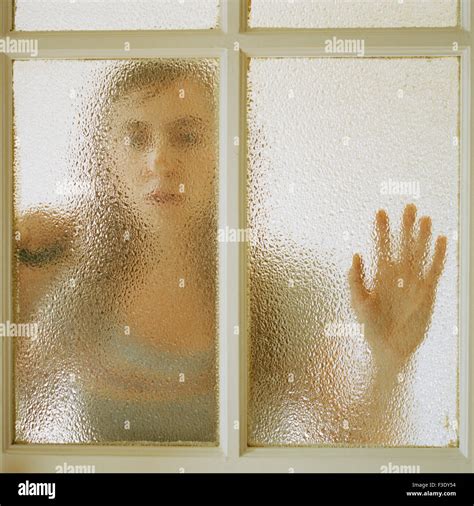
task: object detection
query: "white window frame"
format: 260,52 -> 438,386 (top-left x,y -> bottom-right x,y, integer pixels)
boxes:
1,0 -> 472,473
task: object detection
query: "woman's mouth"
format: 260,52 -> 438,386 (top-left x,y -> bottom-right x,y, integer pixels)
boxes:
147,189 -> 185,205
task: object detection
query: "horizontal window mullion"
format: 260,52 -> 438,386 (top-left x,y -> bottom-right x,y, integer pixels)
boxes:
238,30 -> 470,50
2,32 -> 469,54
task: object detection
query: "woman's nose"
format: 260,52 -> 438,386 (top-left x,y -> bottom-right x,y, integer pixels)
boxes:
143,146 -> 173,178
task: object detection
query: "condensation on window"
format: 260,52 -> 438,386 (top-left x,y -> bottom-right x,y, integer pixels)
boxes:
15,0 -> 220,31
248,0 -> 458,28
247,57 -> 459,447
13,59 -> 220,444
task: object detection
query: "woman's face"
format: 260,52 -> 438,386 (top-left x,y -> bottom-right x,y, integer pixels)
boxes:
107,77 -> 217,231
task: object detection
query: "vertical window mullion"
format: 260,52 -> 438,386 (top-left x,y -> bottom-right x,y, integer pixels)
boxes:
219,0 -> 244,462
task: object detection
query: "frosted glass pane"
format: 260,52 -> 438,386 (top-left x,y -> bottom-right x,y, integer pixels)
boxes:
247,58 -> 459,447
13,59 -> 219,444
15,0 -> 219,31
249,0 -> 458,28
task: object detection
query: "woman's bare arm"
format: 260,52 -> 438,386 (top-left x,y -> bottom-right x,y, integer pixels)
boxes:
347,204 -> 447,444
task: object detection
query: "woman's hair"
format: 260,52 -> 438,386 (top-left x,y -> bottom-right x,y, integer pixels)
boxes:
104,59 -> 218,104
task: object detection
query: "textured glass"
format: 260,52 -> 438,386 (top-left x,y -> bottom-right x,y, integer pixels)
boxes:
15,0 -> 219,31
249,0 -> 458,28
247,58 -> 459,447
13,59 -> 219,444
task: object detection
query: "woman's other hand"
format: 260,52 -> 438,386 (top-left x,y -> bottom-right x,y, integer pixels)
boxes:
15,209 -> 74,318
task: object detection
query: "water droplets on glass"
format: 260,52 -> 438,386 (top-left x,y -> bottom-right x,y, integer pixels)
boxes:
248,0 -> 458,28
13,59 -> 220,444
15,0 -> 220,31
247,57 -> 459,447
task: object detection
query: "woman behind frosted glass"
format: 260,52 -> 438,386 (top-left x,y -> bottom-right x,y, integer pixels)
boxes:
14,60 -> 446,444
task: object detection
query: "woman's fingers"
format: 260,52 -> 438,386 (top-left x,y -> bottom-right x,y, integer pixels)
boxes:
400,204 -> 416,264
413,216 -> 432,273
353,208 -> 446,310
425,235 -> 447,289
375,209 -> 391,273
349,253 -> 370,305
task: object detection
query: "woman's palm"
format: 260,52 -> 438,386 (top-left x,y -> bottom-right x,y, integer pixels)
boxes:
349,204 -> 447,366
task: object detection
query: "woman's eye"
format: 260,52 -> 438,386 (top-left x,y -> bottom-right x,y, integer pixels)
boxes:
168,129 -> 202,148
123,120 -> 152,151
166,116 -> 206,150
